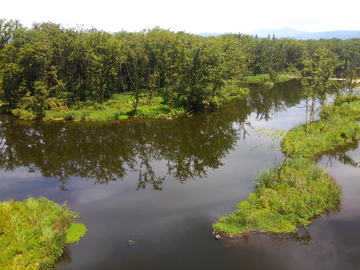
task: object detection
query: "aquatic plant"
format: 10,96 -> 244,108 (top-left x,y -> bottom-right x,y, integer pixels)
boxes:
67,223 -> 88,244
213,158 -> 342,236
0,197 -> 87,269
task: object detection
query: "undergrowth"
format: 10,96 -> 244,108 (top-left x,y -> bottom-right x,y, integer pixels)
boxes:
4,74 -> 276,122
10,93 -> 186,121
0,197 -> 87,269
213,157 -> 342,236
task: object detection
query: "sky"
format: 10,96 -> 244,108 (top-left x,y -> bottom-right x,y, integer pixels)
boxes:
1,0 -> 360,34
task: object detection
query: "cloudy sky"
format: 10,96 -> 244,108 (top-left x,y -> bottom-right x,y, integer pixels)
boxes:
1,0 -> 359,34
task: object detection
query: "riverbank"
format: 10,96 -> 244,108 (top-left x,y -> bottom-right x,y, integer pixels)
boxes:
6,94 -> 186,121
0,73 -> 295,122
245,73 -> 293,85
2,86 -> 250,122
0,197 -> 87,269
289,76 -> 360,83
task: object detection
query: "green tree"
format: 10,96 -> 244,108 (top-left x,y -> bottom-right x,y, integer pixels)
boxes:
124,31 -> 149,111
0,19 -> 21,50
300,48 -> 340,129
262,38 -> 290,88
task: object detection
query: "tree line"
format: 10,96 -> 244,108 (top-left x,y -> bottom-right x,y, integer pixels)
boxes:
0,19 -> 360,117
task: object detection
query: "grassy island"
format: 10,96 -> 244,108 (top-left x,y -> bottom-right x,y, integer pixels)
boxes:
213,157 -> 342,237
0,197 -> 87,269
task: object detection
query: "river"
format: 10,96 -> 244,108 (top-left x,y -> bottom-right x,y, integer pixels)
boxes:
0,80 -> 359,269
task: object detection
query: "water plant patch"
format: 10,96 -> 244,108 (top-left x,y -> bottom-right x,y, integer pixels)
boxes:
0,197 -> 87,269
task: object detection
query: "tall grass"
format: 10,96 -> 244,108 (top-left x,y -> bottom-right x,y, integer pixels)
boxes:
213,158 -> 342,236
0,197 -> 87,269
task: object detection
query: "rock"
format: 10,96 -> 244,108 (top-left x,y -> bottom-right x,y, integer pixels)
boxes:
215,234 -> 221,240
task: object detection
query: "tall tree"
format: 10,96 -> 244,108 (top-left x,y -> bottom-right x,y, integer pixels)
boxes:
300,48 -> 340,129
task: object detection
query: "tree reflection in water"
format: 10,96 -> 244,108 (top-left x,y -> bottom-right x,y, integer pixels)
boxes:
313,141 -> 360,169
0,80 -> 306,191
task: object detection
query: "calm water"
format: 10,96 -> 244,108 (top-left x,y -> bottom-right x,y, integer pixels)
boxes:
0,80 -> 359,270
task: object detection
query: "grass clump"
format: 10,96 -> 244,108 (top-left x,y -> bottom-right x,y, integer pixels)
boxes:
332,100 -> 360,118
213,158 -> 342,236
67,223 -> 87,244
0,197 -> 87,269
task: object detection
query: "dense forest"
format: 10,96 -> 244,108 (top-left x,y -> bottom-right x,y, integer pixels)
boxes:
0,19 -> 359,120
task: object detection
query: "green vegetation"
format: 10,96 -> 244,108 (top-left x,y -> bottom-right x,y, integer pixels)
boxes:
282,116 -> 360,158
0,21 -> 255,121
296,48 -> 340,129
9,88 -> 250,121
214,99 -> 360,237
0,197 -> 87,269
67,223 -> 87,244
11,93 -> 187,121
1,19 -> 359,121
245,73 -> 291,86
283,97 -> 360,158
213,158 -> 342,236
214,73 -> 360,237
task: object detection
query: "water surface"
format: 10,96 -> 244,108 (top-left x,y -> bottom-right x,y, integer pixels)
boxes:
0,80 -> 359,270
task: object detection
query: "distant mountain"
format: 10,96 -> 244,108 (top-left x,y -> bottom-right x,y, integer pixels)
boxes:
295,30 -> 360,40
198,28 -> 360,40
249,27 -> 360,40
249,27 -> 307,39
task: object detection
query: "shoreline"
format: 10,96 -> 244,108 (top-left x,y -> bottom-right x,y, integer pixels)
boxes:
289,76 -> 360,83
0,89 -> 250,122
212,100 -> 360,238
